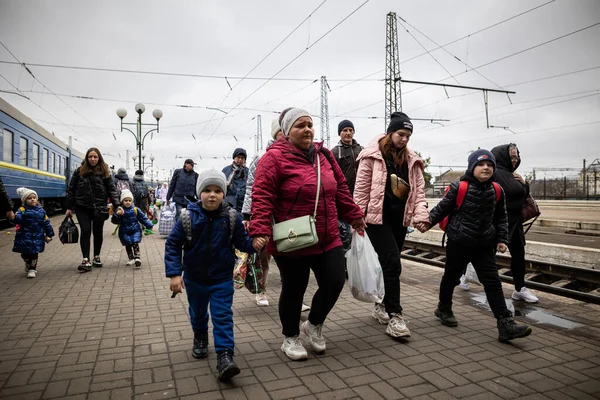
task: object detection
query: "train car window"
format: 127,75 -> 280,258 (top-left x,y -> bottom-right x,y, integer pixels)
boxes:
43,148 -> 49,171
20,137 -> 29,166
1,129 -> 14,162
33,143 -> 40,169
52,152 -> 56,173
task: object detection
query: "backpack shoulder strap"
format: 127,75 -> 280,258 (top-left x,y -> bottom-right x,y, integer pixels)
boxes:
180,208 -> 192,246
133,207 -> 138,215
228,208 -> 237,242
491,182 -> 502,202
456,181 -> 469,209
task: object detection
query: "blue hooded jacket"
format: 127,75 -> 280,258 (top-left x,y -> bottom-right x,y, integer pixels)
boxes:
12,205 -> 54,254
164,200 -> 255,285
111,205 -> 154,246
222,163 -> 248,213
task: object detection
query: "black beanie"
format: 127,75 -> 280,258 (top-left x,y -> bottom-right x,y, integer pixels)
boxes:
232,148 -> 247,160
387,112 -> 413,134
135,169 -> 144,176
467,149 -> 496,175
338,120 -> 355,136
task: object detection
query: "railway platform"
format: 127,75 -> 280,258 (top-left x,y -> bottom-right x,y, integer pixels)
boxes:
0,216 -> 599,400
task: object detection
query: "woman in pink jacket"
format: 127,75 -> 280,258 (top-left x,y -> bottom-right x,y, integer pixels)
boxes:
354,111 -> 429,338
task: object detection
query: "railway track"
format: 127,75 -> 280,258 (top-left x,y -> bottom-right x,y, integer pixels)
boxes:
402,239 -> 600,304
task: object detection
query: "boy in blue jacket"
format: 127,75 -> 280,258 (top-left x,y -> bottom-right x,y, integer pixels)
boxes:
423,150 -> 531,343
10,187 -> 54,278
111,189 -> 154,268
165,170 -> 265,381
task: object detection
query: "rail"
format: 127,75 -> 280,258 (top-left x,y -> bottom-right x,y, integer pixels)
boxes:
402,239 -> 600,304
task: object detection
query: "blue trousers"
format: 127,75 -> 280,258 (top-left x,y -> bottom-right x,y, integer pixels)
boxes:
183,278 -> 235,352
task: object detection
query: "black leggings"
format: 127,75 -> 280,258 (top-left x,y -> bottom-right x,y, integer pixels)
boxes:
273,247 -> 346,337
508,224 -> 526,291
126,243 -> 141,259
21,253 -> 39,270
76,208 -> 106,259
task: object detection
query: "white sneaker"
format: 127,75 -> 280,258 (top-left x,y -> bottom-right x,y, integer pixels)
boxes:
27,269 -> 37,278
301,320 -> 326,353
126,259 -> 135,266
512,287 -> 539,303
372,303 -> 390,324
256,293 -> 269,307
134,258 -> 142,269
459,274 -> 470,291
281,336 -> 308,360
301,303 -> 311,312
386,313 -> 411,338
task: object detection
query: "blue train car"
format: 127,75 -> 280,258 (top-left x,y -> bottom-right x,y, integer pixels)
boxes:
0,97 -> 84,214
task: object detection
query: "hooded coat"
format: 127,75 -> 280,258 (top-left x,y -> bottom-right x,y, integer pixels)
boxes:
111,205 -> 154,246
241,139 -> 276,219
114,169 -> 132,195
222,163 -> 249,213
249,139 -> 364,256
12,205 -> 54,254
353,134 -> 429,227
331,139 -> 363,195
166,168 -> 199,206
164,201 -> 255,285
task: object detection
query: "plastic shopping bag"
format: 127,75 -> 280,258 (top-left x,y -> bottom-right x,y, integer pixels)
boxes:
244,254 -> 264,294
464,262 -> 480,285
346,231 -> 385,303
158,204 -> 175,236
233,250 -> 248,289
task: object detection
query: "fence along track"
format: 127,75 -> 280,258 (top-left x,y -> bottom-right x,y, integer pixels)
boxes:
402,239 -> 600,305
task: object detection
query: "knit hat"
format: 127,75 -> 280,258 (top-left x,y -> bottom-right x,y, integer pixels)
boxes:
338,120 -> 355,136
281,108 -> 312,136
196,169 -> 227,197
467,149 -> 496,175
17,187 -> 37,203
271,119 -> 282,140
387,112 -> 413,134
232,148 -> 247,160
135,169 -> 144,176
120,189 -> 133,203
117,167 -> 127,174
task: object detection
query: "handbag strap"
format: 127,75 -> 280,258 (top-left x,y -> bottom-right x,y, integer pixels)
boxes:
313,153 -> 321,219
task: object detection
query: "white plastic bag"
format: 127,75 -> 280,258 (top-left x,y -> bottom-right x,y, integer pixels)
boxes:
159,203 -> 176,236
465,262 -> 480,284
346,231 -> 385,303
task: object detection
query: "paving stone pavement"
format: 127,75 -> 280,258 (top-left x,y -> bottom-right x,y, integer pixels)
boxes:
0,216 -> 599,400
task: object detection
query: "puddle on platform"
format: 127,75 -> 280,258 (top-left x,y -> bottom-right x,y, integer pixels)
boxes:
469,293 -> 585,330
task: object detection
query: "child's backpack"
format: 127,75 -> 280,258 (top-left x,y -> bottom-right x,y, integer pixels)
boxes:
116,179 -> 131,196
179,208 -> 238,249
438,181 -> 502,232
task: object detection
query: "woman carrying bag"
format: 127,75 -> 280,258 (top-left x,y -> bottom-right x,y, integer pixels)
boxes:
491,144 -> 539,303
250,108 -> 365,361
66,147 -> 121,272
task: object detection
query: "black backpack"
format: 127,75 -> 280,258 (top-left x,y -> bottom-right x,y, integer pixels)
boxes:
59,216 -> 79,244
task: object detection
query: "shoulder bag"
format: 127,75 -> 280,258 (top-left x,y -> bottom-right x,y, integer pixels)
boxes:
272,154 -> 321,253
522,193 -> 541,234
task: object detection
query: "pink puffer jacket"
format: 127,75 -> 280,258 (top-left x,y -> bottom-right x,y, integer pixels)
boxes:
354,134 -> 429,226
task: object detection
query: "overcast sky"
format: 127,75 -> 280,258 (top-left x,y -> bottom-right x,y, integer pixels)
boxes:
1,0 -> 599,181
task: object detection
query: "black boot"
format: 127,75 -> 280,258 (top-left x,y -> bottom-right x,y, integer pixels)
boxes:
434,303 -> 458,327
192,332 -> 208,359
497,315 -> 532,342
217,349 -> 240,381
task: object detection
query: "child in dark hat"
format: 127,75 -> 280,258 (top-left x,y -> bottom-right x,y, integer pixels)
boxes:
425,149 -> 532,342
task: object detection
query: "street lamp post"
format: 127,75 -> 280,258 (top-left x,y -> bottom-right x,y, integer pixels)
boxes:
116,104 -> 162,170
150,156 -> 155,185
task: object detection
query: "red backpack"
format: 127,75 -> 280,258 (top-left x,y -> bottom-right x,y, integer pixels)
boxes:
438,181 -> 501,231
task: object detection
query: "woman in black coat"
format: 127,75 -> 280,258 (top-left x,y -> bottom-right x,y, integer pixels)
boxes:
66,147 -> 121,272
491,144 -> 539,303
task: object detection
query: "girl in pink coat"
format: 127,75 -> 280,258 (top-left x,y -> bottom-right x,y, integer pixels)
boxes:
353,112 -> 429,338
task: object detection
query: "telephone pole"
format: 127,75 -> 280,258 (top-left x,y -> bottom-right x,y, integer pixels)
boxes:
385,12 -> 402,128
320,76 -> 330,147
255,115 -> 263,155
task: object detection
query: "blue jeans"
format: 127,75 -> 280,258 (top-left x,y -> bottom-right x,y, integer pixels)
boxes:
183,278 -> 235,352
175,203 -> 185,222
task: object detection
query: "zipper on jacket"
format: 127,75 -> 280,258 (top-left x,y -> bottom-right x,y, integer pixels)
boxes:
202,217 -> 212,281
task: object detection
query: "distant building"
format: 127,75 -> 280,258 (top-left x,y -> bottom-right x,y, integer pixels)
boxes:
433,170 -> 464,196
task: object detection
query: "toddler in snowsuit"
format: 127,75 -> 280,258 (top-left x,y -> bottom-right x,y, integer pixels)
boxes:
111,189 -> 154,268
11,187 -> 54,278
425,150 -> 532,342
164,170 -> 265,381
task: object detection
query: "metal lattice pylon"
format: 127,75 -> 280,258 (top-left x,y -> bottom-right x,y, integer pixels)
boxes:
320,76 -> 330,147
255,114 -> 263,154
385,11 -> 402,128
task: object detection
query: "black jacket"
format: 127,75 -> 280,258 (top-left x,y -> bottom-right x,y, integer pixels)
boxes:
331,139 -> 363,195
429,175 -> 508,248
0,176 -> 13,213
166,168 -> 199,206
66,167 -> 120,210
490,145 -> 529,222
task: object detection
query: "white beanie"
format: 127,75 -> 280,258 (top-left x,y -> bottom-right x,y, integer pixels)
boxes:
281,108 -> 312,136
196,169 -> 227,197
17,187 -> 37,203
271,119 -> 282,140
120,189 -> 133,203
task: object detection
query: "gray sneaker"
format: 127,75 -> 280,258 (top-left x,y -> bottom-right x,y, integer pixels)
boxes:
281,336 -> 308,361
301,320 -> 326,353
386,313 -> 411,338
372,303 -> 390,324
